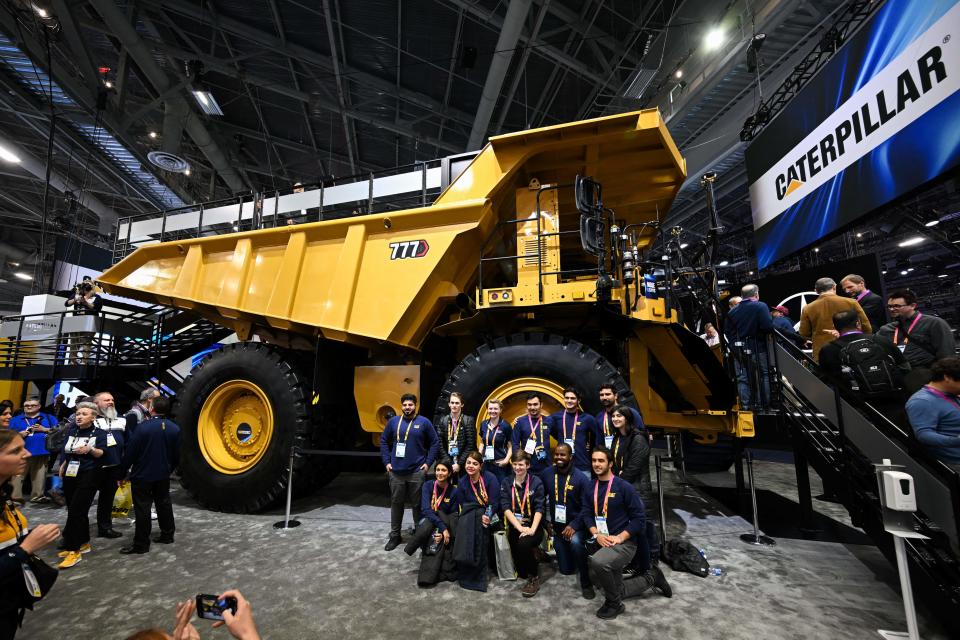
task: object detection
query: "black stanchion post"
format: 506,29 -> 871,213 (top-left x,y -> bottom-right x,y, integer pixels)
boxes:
655,454 -> 667,547
273,446 -> 302,530
740,449 -> 775,546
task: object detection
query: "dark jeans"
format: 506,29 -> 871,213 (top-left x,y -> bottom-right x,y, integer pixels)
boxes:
735,347 -> 771,410
63,469 -> 98,551
388,470 -> 424,538
96,466 -> 123,532
132,478 -> 175,550
507,524 -> 543,579
553,529 -> 591,587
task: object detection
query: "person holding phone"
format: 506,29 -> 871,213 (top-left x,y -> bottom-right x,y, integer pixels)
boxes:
9,397 -> 56,504
478,399 -> 512,484
500,450 -> 546,597
0,427 -> 61,639
125,589 -> 261,640
453,451 -> 500,592
56,402 -> 108,569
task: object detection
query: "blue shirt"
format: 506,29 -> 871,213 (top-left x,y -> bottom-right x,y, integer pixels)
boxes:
9,413 -> 56,456
454,470 -> 501,515
122,416 -> 181,482
379,414 -> 438,474
479,419 -> 512,463
906,387 -> 960,465
543,466 -> 591,531
727,299 -> 774,348
512,414 -> 552,473
420,479 -> 458,532
582,475 -> 646,538
547,411 -> 598,472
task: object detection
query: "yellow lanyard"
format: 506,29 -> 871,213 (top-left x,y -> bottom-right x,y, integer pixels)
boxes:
613,433 -> 622,467
562,411 -> 578,442
603,412 -> 611,436
397,417 -> 412,443
448,414 -> 461,443
512,476 -> 531,516
554,471 -> 569,506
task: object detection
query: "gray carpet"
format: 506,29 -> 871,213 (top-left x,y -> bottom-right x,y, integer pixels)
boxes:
15,455 -> 948,639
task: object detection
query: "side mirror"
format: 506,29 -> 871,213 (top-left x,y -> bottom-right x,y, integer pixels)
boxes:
580,215 -> 604,256
575,175 -> 601,215
576,175 -> 604,256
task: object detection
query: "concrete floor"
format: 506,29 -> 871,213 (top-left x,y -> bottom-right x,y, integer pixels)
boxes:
15,454 -> 949,640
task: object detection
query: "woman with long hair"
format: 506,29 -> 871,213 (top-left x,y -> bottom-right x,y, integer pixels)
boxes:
1,421 -> 62,638
407,457 -> 459,586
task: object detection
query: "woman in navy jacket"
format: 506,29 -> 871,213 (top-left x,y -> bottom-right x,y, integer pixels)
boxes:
405,458 -> 458,555
500,450 -> 546,597
452,451 -> 500,591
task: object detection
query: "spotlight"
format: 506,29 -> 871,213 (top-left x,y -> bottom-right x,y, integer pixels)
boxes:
705,27 -> 725,51
925,219 -> 940,227
898,237 -> 925,247
13,271 -> 32,280
856,232 -> 863,238
148,131 -> 157,139
0,144 -> 21,163
674,69 -> 683,79
814,247 -> 820,252
184,168 -> 191,176
719,260 -> 729,266
104,80 -> 113,89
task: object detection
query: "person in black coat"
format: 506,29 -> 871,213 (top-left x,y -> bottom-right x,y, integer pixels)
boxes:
500,450 -> 546,598
452,451 -> 500,592
406,458 -> 459,586
119,396 -> 180,554
841,274 -> 886,334
435,392 -> 476,476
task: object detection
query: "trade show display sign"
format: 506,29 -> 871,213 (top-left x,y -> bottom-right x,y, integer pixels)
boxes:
746,0 -> 960,269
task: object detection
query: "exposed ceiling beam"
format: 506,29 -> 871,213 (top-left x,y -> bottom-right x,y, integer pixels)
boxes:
150,0 -> 476,130
89,0 -> 247,193
493,0 -> 550,135
467,0 -> 532,150
321,0 -> 358,173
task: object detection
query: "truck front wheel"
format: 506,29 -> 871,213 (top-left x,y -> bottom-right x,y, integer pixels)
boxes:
175,342 -> 325,512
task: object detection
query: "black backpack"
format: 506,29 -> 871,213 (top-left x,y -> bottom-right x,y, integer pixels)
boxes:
44,421 -> 69,455
663,538 -> 709,577
839,337 -> 901,396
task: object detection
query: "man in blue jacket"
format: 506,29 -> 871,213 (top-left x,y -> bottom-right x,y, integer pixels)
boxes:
545,443 -> 594,599
380,393 -> 438,551
9,397 -> 56,503
547,387 -> 598,479
726,284 -> 774,409
119,395 -> 180,554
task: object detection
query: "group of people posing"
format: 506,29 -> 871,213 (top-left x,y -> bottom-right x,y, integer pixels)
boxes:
378,384 -> 671,620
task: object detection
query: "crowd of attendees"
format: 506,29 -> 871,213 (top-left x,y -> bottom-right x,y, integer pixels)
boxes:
720,273 -> 959,469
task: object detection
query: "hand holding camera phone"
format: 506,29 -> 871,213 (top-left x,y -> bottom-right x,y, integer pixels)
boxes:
195,593 -> 238,621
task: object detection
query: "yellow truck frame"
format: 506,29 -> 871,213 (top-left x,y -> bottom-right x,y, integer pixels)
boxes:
99,109 -> 748,512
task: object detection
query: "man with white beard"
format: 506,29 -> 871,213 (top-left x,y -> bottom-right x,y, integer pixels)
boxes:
93,391 -> 127,538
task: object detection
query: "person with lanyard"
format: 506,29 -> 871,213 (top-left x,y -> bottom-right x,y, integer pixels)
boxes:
478,399 -> 512,485
379,393 -> 439,551
548,387 -> 598,480
55,401 -> 108,569
585,449 -> 670,620
435,392 -> 476,477
840,274 -> 886,332
92,391 -> 126,539
405,457 -> 458,556
500,450 -> 546,597
906,357 -> 960,469
0,428 -> 62,639
544,442 -> 594,599
818,311 -> 910,394
8,398 -> 56,505
453,451 -> 501,592
878,289 -> 956,392
596,382 -> 645,450
512,392 -> 551,481
610,404 -> 669,590
407,458 -> 460,587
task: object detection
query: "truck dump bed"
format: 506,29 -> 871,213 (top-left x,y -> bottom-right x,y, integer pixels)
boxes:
98,109 -> 685,350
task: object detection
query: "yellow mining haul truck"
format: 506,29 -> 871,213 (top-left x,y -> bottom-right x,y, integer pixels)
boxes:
98,109 -> 747,512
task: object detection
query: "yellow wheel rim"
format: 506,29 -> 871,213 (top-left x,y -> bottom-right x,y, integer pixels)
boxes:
197,380 -> 274,475
477,377 -> 566,427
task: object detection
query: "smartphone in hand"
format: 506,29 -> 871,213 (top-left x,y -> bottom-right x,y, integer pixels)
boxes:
195,594 -> 238,621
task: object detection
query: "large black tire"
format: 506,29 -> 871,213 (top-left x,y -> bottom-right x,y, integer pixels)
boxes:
434,333 -> 632,422
175,342 -> 331,513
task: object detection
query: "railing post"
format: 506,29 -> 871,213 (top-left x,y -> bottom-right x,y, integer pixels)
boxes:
421,162 -> 427,206
740,449 -> 775,546
197,202 -> 205,239
236,195 -> 244,231
367,172 -> 375,214
125,216 -> 132,260
318,181 -> 325,221
273,446 -> 302,530
159,208 -> 168,243
273,189 -> 280,227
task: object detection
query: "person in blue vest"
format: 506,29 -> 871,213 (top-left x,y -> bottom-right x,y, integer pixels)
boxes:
547,387 -> 598,480
9,397 -> 56,504
544,442 -> 594,599
512,392 -> 552,480
596,382 -> 644,449
120,395 -> 180,554
380,393 -> 439,551
478,399 -> 512,485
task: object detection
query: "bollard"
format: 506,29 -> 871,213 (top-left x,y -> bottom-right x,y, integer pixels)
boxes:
655,454 -> 667,546
273,447 -> 302,530
740,449 -> 775,546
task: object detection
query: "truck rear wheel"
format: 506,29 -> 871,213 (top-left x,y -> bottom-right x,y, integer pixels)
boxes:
435,333 -> 632,426
175,342 -> 326,512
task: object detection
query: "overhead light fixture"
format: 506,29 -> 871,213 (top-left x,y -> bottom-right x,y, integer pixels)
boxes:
814,247 -> 820,252
898,236 -> 925,247
192,89 -> 224,116
856,232 -> 863,238
674,69 -> 683,79
718,260 -> 729,266
748,270 -> 754,275
13,271 -> 32,280
882,270 -> 887,275
104,80 -> 113,89
148,131 -> 158,139
717,279 -> 727,285
705,27 -> 725,51
0,144 -> 20,163
938,274 -> 949,278
679,243 -> 689,249
900,270 -> 909,275
907,267 -> 915,272
184,168 -> 191,176
34,5 -> 48,18
925,219 -> 940,227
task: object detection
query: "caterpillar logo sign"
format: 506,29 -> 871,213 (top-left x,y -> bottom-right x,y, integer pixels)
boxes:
745,0 -> 960,269
389,240 -> 429,260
